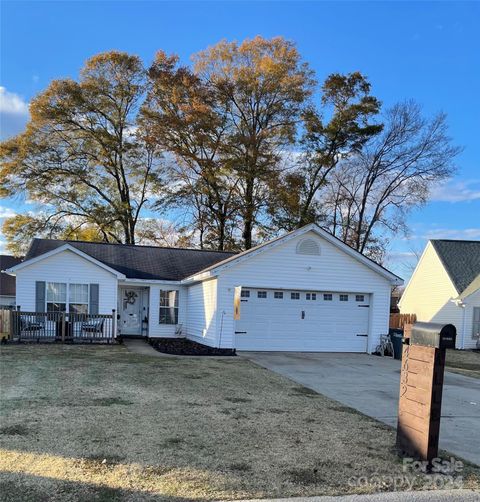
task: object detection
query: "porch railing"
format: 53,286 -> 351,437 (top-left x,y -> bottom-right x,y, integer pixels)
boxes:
4,309 -> 116,343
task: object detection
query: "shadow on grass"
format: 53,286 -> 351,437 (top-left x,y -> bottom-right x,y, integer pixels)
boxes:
0,472 -> 195,502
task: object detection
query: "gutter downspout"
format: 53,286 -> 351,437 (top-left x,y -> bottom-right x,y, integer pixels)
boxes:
461,302 -> 467,350
450,297 -> 467,349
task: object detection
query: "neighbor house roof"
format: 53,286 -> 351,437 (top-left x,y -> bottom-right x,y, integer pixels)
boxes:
431,239 -> 480,295
22,239 -> 236,281
0,255 -> 22,296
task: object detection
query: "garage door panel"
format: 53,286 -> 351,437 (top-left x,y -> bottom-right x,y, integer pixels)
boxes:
235,288 -> 369,352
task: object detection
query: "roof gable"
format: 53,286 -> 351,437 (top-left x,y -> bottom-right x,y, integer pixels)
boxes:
431,240 -> 480,294
18,239 -> 236,281
8,244 -> 127,278
187,223 -> 403,284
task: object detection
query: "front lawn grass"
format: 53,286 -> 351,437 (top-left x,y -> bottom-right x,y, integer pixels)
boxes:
0,345 -> 478,501
446,349 -> 480,379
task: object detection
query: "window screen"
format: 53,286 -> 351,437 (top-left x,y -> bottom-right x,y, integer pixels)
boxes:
159,290 -> 178,324
46,282 -> 67,312
69,284 -> 89,314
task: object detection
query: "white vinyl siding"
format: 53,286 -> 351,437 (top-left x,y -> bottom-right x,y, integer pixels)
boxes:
213,230 -> 392,352
14,249 -> 117,314
185,279 -> 218,346
462,288 -> 480,349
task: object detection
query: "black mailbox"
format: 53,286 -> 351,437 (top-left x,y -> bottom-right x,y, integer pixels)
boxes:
410,322 -> 456,349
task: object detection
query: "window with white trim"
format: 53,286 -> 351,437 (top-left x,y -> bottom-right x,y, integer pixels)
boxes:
241,290 -> 250,298
274,291 -> 283,299
159,290 -> 178,324
355,295 -> 365,302
291,292 -> 300,300
69,284 -> 89,314
339,294 -> 349,302
257,291 -> 267,299
306,293 -> 317,300
46,282 -> 67,312
323,293 -> 332,301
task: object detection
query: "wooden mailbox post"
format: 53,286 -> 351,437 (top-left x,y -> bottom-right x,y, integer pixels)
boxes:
396,322 -> 456,462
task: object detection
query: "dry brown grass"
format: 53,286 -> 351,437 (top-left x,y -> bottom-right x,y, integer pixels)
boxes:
446,349 -> 480,379
0,344 -> 478,501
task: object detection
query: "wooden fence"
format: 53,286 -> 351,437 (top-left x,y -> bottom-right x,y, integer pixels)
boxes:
389,313 -> 417,330
2,309 -> 116,343
0,308 -> 12,341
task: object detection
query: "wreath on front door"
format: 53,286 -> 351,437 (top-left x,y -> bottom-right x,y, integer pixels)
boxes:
124,290 -> 138,306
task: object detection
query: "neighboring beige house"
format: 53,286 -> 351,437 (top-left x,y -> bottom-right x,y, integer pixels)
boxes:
399,239 -> 480,349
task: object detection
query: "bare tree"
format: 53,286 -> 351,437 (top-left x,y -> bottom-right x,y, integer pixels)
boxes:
322,101 -> 460,261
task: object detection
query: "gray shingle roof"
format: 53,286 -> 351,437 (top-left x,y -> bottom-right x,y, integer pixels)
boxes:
431,239 -> 480,294
0,255 -> 22,296
24,239 -> 237,281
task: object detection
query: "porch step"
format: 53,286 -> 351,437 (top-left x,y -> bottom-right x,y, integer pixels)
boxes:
118,334 -> 147,340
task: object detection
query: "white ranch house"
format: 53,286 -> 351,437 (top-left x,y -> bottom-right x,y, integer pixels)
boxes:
6,224 -> 403,352
400,239 -> 480,350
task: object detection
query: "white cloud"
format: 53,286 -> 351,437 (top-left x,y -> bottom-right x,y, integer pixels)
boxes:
387,251 -> 417,260
0,87 -> 29,115
430,179 -> 480,203
423,228 -> 480,240
0,87 -> 29,140
0,206 -> 17,219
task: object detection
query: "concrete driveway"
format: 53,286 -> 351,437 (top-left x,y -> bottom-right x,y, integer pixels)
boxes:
241,352 -> 480,466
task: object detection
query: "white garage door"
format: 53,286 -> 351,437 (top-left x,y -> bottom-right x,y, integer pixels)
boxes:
235,289 -> 370,352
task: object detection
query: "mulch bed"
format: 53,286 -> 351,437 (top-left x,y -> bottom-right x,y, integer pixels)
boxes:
149,337 -> 236,356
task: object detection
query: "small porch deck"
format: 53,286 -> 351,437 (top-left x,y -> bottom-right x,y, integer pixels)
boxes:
1,309 -> 116,343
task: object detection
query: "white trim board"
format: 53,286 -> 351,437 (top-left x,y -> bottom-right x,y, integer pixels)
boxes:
5,244 -> 126,279
184,223 -> 403,285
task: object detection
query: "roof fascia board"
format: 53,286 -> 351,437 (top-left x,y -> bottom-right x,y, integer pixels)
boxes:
120,278 -> 183,286
182,226 -> 312,282
311,226 -> 402,284
397,242 -> 433,308
6,244 -> 126,279
458,274 -> 480,301
184,223 -> 402,284
430,241 -> 461,295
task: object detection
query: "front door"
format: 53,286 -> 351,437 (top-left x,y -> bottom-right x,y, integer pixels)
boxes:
119,288 -> 143,335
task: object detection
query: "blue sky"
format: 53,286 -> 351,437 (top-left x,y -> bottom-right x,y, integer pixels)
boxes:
1,1 -> 479,279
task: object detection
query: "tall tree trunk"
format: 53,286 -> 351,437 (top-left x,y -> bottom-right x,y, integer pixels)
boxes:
242,177 -> 254,249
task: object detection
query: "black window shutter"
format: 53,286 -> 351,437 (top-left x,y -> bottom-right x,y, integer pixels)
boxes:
90,284 -> 99,314
35,281 -> 46,312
